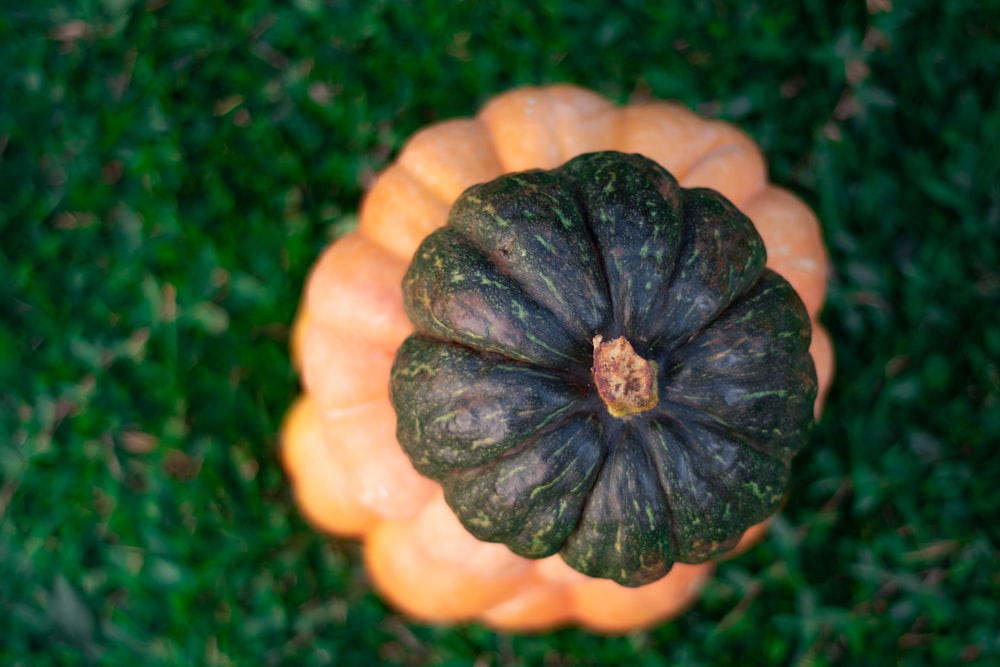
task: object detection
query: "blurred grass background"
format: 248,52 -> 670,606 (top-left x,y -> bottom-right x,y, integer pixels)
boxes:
2,0 -> 999,664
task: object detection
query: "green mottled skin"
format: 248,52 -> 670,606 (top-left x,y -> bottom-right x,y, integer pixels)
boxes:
389,151 -> 817,587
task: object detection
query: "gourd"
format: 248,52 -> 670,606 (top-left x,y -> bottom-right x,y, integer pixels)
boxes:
281,84 -> 834,633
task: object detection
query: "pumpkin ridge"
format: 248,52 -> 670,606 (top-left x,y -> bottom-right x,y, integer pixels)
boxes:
643,187 -> 768,353
648,399 -> 786,464
617,158 -> 687,340
390,336 -> 588,477
621,190 -> 694,349
559,417 -> 676,585
443,180 -> 610,346
561,163 -> 625,337
654,269 -> 816,463
650,268 -> 816,464
633,208 -> 710,352
441,409 -> 607,557
402,227 -> 591,369
629,416 -> 683,557
562,152 -> 684,338
446,402 -> 597,470
643,417 -> 768,561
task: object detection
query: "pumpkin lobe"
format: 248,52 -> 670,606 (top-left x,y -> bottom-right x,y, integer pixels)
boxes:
591,335 -> 659,418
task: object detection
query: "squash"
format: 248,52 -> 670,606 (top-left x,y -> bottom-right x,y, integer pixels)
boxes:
390,151 -> 817,587
282,84 -> 834,631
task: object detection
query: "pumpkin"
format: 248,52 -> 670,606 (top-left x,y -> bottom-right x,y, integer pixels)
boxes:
282,84 -> 834,632
390,149 -> 817,587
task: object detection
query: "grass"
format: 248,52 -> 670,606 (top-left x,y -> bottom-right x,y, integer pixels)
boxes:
2,0 -> 999,664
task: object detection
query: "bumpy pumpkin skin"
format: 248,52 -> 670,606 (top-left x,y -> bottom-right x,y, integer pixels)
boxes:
282,84 -> 834,632
390,151 -> 817,587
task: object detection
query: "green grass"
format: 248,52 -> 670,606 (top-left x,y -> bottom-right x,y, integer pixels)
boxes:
2,0 -> 999,664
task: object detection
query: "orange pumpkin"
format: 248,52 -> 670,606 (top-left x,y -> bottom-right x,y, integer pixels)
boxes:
281,84 -> 833,633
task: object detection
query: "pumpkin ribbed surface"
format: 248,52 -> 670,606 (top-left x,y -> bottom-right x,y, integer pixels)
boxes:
390,151 -> 817,586
281,84 -> 833,632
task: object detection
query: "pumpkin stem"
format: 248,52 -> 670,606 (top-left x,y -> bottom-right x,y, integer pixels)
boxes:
591,335 -> 659,418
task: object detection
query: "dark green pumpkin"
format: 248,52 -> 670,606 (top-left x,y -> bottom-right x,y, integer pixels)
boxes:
389,151 -> 817,587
